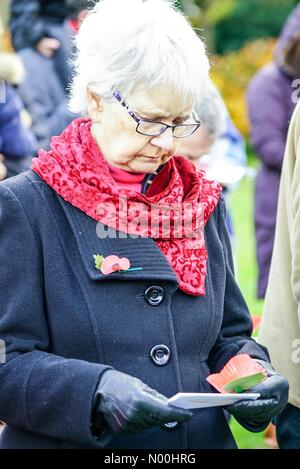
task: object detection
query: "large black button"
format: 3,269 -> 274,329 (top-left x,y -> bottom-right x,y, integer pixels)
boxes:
150,345 -> 170,366
161,421 -> 179,431
144,286 -> 165,306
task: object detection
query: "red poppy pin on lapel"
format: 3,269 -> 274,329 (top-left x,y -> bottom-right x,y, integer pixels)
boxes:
93,254 -> 143,275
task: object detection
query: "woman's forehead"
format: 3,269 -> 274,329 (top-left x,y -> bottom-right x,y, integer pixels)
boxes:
129,84 -> 194,119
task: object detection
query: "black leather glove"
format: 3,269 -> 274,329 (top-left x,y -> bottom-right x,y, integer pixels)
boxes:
226,360 -> 289,432
92,370 -> 193,435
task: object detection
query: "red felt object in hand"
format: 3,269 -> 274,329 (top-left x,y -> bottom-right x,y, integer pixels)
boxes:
207,354 -> 267,394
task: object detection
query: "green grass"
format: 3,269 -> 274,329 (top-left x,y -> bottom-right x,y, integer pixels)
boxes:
226,157 -> 271,449
230,165 -> 264,316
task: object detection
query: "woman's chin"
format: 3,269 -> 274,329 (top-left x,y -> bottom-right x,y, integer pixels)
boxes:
130,159 -> 163,173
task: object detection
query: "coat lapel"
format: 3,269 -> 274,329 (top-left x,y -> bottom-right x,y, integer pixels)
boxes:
56,194 -> 179,285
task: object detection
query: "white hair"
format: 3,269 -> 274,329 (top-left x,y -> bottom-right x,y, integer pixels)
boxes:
195,82 -> 227,140
69,0 -> 210,115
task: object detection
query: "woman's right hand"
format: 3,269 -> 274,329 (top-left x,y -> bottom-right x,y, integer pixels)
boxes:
93,370 -> 192,435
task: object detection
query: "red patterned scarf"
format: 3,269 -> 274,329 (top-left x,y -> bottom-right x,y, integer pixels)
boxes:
32,118 -> 221,296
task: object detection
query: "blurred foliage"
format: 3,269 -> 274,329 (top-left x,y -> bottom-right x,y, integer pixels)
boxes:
0,0 -> 9,26
181,0 -> 296,55
202,0 -> 236,25
181,0 -> 237,25
211,38 -> 276,136
213,0 -> 298,53
1,34 -> 13,52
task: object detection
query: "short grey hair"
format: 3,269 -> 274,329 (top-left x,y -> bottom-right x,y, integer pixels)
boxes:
195,83 -> 227,140
69,0 -> 210,115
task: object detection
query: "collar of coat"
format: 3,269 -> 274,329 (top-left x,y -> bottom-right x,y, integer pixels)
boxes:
25,170 -> 179,288
57,190 -> 179,286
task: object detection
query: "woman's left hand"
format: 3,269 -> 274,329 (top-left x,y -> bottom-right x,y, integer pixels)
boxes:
226,360 -> 289,432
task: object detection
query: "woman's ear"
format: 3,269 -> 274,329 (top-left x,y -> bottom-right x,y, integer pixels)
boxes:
87,89 -> 103,122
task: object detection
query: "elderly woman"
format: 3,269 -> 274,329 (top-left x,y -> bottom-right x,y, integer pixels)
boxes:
0,0 -> 288,449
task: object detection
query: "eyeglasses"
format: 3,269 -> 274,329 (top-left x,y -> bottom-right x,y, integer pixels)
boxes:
113,91 -> 201,138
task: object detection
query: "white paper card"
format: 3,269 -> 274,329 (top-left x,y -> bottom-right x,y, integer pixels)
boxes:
168,392 -> 260,409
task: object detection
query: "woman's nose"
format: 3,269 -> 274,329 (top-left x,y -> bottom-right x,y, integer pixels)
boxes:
151,128 -> 174,151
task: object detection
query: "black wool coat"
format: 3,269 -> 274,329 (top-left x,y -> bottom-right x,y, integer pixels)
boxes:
0,170 -> 269,449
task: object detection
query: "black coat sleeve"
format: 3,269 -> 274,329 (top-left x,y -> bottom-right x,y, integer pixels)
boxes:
9,0 -> 49,51
207,197 -> 270,372
0,184 -> 112,447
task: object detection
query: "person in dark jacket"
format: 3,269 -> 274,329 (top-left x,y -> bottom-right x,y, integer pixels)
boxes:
9,0 -> 91,91
0,0 -> 288,449
0,51 -> 36,178
11,1 -> 91,151
247,4 -> 300,298
17,48 -> 75,152
9,0 -> 70,51
9,0 -> 72,86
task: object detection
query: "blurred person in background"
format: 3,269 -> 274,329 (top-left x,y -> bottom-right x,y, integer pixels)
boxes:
9,0 -> 92,151
178,83 -> 227,166
247,4 -> 300,299
259,101 -> 300,449
0,19 -> 37,178
179,83 -> 247,242
9,0 -> 73,89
